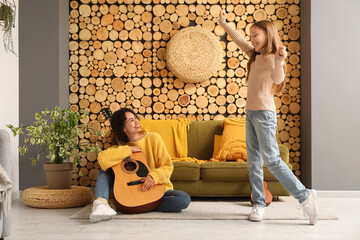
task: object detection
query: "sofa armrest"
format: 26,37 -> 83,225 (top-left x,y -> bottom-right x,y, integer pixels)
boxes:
278,144 -> 289,164
0,129 -> 12,238
0,130 -> 12,179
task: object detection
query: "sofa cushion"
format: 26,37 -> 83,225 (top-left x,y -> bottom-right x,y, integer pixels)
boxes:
201,162 -> 249,181
198,180 -> 253,196
187,120 -> 223,160
171,180 -> 202,196
171,161 -> 200,181
172,180 -> 290,197
200,161 -> 293,181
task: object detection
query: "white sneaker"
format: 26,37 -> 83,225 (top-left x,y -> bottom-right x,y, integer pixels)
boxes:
301,189 -> 319,225
90,198 -> 117,223
249,204 -> 265,222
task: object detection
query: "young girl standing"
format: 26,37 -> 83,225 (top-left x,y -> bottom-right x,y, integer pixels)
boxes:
219,11 -> 318,225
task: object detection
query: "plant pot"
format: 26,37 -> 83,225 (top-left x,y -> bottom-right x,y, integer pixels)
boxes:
43,163 -> 73,189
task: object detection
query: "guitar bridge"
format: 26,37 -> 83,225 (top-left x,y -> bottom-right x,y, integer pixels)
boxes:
127,179 -> 143,186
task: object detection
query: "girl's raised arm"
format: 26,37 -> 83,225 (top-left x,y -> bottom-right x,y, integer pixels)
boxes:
219,10 -> 253,56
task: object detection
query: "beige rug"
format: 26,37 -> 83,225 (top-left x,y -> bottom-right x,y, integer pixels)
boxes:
70,197 -> 338,221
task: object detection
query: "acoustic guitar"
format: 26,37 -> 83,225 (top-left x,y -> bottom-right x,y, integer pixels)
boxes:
100,108 -> 165,214
250,181 -> 273,206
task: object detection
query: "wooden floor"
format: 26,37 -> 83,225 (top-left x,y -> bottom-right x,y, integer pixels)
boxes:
6,192 -> 360,240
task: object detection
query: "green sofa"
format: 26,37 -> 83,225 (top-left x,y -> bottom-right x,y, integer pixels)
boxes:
170,120 -> 291,197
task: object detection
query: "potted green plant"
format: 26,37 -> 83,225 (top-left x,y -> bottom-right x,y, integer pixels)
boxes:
0,1 -> 16,55
7,106 -> 104,189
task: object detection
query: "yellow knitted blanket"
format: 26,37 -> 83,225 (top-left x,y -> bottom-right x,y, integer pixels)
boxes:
140,119 -> 190,159
172,157 -> 208,165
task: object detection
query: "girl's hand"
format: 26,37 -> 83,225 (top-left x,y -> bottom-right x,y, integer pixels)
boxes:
277,46 -> 287,59
219,10 -> 227,24
141,175 -> 155,192
129,145 -> 142,153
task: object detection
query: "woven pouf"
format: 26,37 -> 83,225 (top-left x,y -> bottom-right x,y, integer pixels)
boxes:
22,185 -> 93,209
166,26 -> 223,83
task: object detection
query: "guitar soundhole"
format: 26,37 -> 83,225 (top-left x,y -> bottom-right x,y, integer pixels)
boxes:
124,161 -> 137,172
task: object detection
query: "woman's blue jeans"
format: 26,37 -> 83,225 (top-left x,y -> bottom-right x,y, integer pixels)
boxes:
246,110 -> 309,206
95,169 -> 191,212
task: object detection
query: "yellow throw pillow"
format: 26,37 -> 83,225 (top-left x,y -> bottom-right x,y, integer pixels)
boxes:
216,138 -> 247,162
212,134 -> 222,158
220,118 -> 246,147
211,118 -> 248,162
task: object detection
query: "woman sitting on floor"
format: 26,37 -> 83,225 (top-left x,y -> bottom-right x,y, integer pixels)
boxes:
90,108 -> 191,223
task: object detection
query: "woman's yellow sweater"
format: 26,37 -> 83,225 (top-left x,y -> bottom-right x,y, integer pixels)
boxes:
97,132 -> 174,191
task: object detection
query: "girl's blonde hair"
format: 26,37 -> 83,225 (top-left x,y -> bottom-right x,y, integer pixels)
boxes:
246,20 -> 286,95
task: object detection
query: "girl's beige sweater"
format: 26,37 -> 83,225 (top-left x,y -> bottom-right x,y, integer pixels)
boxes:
220,21 -> 285,112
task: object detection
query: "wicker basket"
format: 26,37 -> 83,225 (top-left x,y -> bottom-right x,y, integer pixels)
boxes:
166,26 -> 223,83
22,185 -> 93,209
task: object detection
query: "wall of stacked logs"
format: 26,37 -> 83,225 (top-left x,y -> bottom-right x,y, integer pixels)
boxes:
69,0 -> 302,186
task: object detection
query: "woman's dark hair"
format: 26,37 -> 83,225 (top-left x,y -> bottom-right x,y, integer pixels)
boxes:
110,108 -> 139,146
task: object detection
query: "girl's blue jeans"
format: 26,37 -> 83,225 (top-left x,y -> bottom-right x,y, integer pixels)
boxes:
246,110 -> 309,206
95,169 -> 191,212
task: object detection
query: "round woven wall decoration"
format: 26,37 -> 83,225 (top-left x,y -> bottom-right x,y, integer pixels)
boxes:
166,26 -> 223,83
22,185 -> 93,209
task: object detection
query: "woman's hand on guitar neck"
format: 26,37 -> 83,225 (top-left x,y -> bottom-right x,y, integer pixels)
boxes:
129,145 -> 142,153
141,175 -> 155,192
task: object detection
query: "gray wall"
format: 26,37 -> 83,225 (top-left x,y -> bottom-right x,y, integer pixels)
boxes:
19,0 -> 68,190
310,0 -> 360,190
